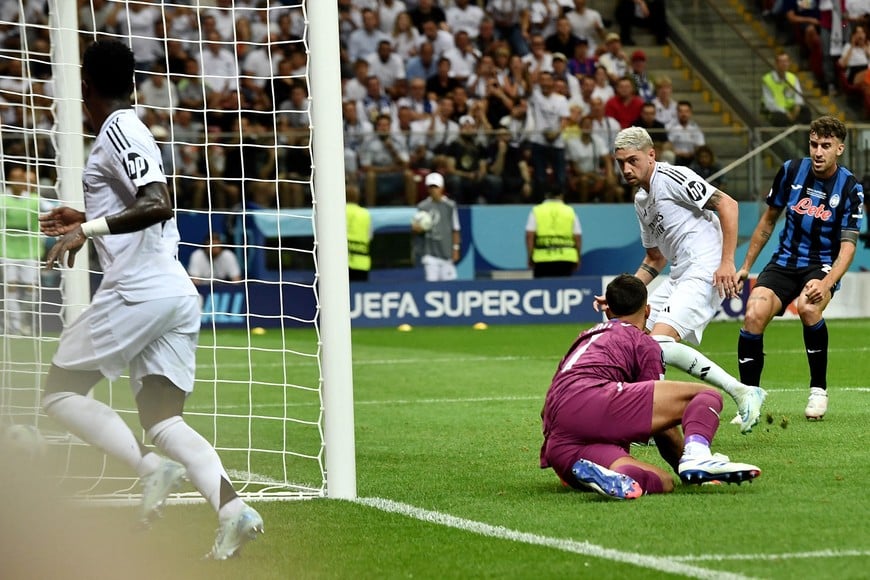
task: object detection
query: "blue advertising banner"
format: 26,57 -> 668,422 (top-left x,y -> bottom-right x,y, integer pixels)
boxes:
349,278 -> 603,327
195,278 -> 605,328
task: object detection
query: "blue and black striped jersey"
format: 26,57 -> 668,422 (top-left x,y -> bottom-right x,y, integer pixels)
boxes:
766,158 -> 864,268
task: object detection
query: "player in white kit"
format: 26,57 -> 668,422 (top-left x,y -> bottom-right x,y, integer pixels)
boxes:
39,40 -> 262,559
602,127 -> 767,433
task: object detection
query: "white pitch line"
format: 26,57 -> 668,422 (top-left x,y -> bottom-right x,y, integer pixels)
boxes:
195,346 -> 870,370
185,388 -> 869,412
672,549 -> 870,562
355,497 -> 752,580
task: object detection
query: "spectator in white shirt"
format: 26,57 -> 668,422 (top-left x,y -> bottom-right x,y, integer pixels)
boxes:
446,0 -> 486,39
566,0 -> 605,55
416,17 -> 456,58
366,39 -> 407,98
379,0 -> 407,34
667,100 -> 706,166
347,8 -> 389,62
391,11 -> 421,59
443,30 -> 481,83
188,234 -> 242,286
597,32 -> 630,84
527,71 -> 570,199
198,30 -> 239,94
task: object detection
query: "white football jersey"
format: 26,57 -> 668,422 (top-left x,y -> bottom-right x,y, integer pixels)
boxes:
83,108 -> 196,301
634,162 -> 722,279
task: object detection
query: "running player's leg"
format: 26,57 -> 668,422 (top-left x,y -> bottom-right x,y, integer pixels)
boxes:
654,379 -> 761,484
739,265 -> 787,386
649,277 -> 766,431
134,295 -> 262,558
137,376 -> 241,518
41,298 -> 163,478
41,365 -> 161,476
795,268 -> 834,419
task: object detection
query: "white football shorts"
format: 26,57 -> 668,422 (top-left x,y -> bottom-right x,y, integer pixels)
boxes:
52,292 -> 200,397
645,273 -> 720,345
421,255 -> 457,282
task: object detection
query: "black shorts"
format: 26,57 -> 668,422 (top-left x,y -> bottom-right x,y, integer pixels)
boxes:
755,263 -> 836,316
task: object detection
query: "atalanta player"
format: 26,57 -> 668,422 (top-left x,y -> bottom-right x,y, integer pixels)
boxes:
736,115 -> 865,420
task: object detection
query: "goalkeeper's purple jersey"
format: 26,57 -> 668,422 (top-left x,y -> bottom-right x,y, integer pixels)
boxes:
542,321 -> 665,422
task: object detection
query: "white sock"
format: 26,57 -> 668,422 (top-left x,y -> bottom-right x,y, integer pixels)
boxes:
653,336 -> 748,401
43,392 -> 150,476
139,451 -> 162,476
6,288 -> 22,332
147,416 -> 236,514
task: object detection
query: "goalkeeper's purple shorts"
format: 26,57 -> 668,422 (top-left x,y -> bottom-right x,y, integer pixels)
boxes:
540,379 -> 655,485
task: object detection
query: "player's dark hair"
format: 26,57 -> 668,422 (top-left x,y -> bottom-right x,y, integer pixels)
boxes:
605,274 -> 647,317
810,115 -> 847,143
82,40 -> 135,100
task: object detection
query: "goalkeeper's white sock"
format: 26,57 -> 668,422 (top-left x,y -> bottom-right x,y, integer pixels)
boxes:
43,392 -> 154,476
147,416 -> 241,516
653,336 -> 749,401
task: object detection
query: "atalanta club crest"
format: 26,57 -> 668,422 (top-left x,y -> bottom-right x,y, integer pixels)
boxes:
829,193 -> 840,208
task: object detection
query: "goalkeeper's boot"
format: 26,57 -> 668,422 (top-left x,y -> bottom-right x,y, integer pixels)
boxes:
208,504 -> 265,560
571,459 -> 643,500
140,458 -> 187,526
734,385 -> 767,433
804,387 -> 828,420
679,452 -> 760,485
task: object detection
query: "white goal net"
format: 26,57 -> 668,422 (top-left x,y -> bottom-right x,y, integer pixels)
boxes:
0,0 -> 355,502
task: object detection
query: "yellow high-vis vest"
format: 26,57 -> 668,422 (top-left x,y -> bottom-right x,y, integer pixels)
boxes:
532,201 -> 578,263
346,202 -> 371,272
762,70 -> 800,111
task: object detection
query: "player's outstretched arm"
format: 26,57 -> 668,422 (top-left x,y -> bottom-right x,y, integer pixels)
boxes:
705,190 -> 739,297
44,182 -> 173,270
39,206 -> 85,236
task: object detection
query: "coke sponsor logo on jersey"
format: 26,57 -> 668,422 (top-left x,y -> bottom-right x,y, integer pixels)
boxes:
790,197 -> 832,221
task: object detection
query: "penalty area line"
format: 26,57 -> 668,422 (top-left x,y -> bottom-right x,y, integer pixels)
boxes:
354,497 -> 752,580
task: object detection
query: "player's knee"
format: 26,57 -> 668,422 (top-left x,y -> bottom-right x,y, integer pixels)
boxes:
742,307 -> 769,333
136,375 -> 185,432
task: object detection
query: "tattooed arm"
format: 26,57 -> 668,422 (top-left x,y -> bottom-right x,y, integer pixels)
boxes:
704,189 -> 740,297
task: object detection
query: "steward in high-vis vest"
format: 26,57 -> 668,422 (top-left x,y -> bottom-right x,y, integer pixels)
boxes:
761,51 -> 812,127
346,186 -> 372,281
525,190 -> 582,278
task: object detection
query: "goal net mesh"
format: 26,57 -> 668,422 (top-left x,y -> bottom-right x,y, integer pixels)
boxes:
0,0 -> 328,502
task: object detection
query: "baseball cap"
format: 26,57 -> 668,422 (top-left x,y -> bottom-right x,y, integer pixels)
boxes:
631,50 -> 647,61
605,32 -> 620,43
425,172 -> 444,188
552,52 -> 567,62
458,114 -> 476,126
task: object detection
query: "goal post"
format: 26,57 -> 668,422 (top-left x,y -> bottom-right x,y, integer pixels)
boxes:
309,0 -> 358,500
1,0 -> 356,502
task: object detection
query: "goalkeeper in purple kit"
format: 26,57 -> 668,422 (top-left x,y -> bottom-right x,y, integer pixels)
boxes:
540,274 -> 761,499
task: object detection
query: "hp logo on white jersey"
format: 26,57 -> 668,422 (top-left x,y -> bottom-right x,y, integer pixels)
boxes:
125,152 -> 149,180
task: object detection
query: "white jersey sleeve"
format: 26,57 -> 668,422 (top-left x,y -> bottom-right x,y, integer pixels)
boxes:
83,109 -> 196,302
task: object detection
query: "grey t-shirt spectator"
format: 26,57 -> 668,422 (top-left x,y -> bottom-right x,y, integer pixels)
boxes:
415,195 -> 460,261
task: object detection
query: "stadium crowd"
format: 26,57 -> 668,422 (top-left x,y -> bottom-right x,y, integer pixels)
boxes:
0,0 -> 712,210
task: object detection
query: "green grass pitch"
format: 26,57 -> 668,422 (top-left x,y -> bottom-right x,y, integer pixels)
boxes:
2,319 -> 868,579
